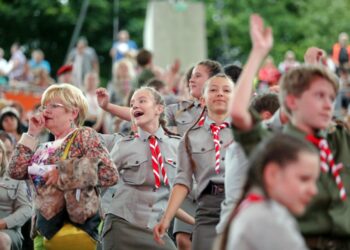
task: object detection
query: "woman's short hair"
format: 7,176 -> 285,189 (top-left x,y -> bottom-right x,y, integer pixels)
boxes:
41,83 -> 88,126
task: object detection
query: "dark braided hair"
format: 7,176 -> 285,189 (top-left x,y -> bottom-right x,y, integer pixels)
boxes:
219,134 -> 318,250
183,106 -> 207,172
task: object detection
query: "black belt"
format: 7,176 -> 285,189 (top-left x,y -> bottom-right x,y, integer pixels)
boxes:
305,236 -> 350,250
203,183 -> 224,195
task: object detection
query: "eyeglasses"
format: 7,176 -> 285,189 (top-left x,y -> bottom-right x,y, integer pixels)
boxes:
39,103 -> 65,112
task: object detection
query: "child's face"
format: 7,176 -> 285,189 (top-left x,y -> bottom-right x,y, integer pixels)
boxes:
203,77 -> 234,116
266,151 -> 319,215
288,77 -> 336,133
130,89 -> 163,129
189,65 -> 210,99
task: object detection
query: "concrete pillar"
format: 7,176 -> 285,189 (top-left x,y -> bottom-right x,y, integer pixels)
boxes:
144,1 -> 207,71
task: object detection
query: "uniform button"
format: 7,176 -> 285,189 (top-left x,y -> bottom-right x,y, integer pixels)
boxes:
135,161 -> 139,164
143,139 -> 146,142
222,157 -> 225,161
182,121 -> 185,123
201,148 -> 205,152
220,140 -> 223,144
173,162 -> 176,165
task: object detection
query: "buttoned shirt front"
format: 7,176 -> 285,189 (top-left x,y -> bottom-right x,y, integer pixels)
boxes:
108,126 -> 179,229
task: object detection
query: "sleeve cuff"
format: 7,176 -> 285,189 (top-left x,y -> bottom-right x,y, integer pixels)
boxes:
18,133 -> 39,151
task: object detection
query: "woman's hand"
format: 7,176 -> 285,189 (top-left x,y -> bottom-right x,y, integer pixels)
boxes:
0,219 -> 7,230
96,88 -> 110,110
250,14 -> 273,57
153,218 -> 170,245
304,47 -> 326,65
43,168 -> 59,186
28,112 -> 45,137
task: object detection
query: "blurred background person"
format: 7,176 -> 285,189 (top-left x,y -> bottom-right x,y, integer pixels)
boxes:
67,37 -> 99,89
278,50 -> 300,74
110,30 -> 138,62
28,49 -> 51,75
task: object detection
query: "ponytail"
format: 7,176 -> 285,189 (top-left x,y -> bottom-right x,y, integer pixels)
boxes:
183,106 -> 207,172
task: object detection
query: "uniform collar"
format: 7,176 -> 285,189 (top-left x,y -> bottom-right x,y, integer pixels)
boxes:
137,126 -> 166,142
283,122 -> 326,139
203,116 -> 232,130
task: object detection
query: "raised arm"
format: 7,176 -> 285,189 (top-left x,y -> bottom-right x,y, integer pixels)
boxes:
231,14 -> 273,131
96,87 -> 132,121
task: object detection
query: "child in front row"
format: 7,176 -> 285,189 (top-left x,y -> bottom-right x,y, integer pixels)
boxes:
153,73 -> 235,250
230,14 -> 350,250
219,133 -> 319,250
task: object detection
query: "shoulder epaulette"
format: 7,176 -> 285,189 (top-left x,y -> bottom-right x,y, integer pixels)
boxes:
121,134 -> 136,142
167,134 -> 181,140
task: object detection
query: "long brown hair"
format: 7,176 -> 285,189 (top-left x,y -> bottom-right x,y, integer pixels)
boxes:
137,86 -> 178,136
219,134 -> 318,250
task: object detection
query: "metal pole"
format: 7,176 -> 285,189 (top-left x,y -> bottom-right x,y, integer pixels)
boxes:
64,0 -> 90,64
113,0 -> 120,41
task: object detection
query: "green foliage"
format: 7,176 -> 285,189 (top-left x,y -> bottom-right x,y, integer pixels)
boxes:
1,0 -> 350,83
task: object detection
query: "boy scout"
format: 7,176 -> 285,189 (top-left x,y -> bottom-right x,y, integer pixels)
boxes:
231,14 -> 350,250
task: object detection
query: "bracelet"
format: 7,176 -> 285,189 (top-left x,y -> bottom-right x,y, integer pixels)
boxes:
26,132 -> 38,139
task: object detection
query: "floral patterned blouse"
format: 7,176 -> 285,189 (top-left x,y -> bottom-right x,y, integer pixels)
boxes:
8,127 -> 118,220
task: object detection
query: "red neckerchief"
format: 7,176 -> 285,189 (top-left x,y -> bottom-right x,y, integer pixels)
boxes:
305,134 -> 346,201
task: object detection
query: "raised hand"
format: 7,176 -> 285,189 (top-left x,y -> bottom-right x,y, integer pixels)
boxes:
28,112 -> 45,137
96,88 -> 110,110
250,14 -> 273,56
304,47 -> 326,65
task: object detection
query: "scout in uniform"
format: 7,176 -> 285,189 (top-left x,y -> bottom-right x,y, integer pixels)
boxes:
219,134 -> 318,250
154,73 -> 235,250
230,14 -> 350,250
101,87 -> 192,250
97,59 -> 223,250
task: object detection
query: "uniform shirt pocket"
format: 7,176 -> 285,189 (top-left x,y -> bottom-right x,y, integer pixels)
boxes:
0,178 -> 19,200
120,157 -> 148,185
164,159 -> 177,185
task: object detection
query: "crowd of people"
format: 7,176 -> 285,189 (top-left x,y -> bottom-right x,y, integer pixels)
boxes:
0,13 -> 349,250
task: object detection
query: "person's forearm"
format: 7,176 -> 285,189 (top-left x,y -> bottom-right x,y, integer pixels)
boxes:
175,208 -> 195,225
163,184 -> 189,223
105,103 -> 131,121
231,49 -> 267,130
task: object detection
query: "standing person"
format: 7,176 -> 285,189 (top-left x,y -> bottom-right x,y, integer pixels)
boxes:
83,72 -> 105,132
67,37 -> 99,89
7,43 -> 27,82
231,14 -> 350,250
219,134 -> 319,250
101,87 -> 190,250
110,30 -> 138,62
97,59 -> 222,250
153,74 -> 235,250
0,139 -> 32,250
8,84 -> 118,249
332,32 -> 350,68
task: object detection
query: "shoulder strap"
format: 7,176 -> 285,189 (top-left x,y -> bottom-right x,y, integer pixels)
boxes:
61,130 -> 79,160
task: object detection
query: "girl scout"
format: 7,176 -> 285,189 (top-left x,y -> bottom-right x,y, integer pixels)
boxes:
154,73 -> 234,250
97,59 -> 223,250
220,134 -> 318,250
101,87 -> 186,250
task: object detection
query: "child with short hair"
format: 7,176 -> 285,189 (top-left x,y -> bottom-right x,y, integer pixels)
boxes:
230,14 -> 350,249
